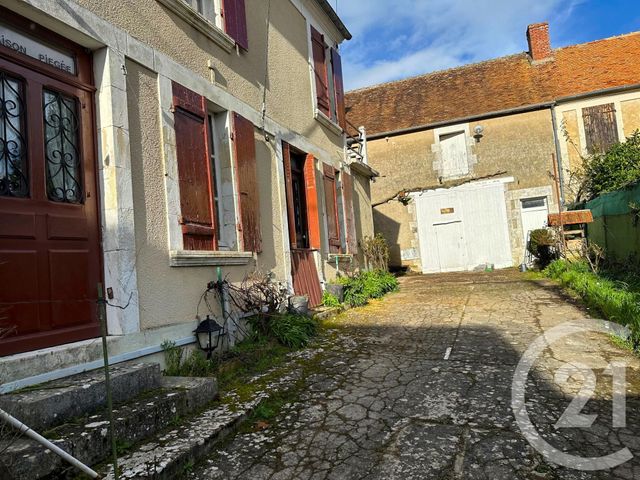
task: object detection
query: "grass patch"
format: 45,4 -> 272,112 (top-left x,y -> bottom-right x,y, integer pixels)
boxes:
543,259 -> 640,346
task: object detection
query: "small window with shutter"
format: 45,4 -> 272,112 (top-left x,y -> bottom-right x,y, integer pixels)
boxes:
582,103 -> 619,154
323,163 -> 341,253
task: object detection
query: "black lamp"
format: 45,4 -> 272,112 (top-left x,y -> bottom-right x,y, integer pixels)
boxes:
193,315 -> 225,359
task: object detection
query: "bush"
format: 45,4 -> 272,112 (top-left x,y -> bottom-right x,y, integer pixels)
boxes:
336,270 -> 399,307
528,228 -> 559,267
582,130 -> 640,200
161,340 -> 216,377
322,291 -> 341,308
361,234 -> 391,271
544,259 -> 640,347
248,313 -> 318,349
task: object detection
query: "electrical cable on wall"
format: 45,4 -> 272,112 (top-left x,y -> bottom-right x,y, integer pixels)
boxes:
260,0 -> 272,137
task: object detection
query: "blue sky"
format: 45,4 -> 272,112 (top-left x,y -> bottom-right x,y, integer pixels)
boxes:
335,0 -> 640,91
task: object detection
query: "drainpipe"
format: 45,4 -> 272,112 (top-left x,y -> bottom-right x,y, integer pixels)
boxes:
0,409 -> 99,478
550,104 -> 565,207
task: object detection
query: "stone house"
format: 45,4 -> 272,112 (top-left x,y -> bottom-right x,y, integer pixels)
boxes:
0,0 -> 376,390
346,23 -> 640,273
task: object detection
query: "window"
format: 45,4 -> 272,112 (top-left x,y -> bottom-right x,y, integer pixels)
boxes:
582,103 -> 619,154
171,81 -> 260,253
181,0 -> 218,24
322,163 -> 341,253
310,26 -> 346,129
0,71 -> 28,198
161,0 -> 248,50
439,131 -> 469,178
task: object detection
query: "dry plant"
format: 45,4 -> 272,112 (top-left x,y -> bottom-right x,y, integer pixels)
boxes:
361,234 -> 391,271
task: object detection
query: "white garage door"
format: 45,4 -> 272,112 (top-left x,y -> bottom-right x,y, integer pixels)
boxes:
415,179 -> 513,273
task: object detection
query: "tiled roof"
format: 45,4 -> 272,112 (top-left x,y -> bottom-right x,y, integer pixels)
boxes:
345,31 -> 640,137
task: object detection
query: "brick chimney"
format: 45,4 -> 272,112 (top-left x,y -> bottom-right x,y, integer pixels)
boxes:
527,22 -> 552,62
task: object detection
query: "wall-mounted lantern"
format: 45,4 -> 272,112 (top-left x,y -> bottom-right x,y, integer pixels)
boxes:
193,315 -> 225,359
473,125 -> 484,143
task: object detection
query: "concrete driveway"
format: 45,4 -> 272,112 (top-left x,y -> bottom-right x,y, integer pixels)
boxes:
194,271 -> 640,479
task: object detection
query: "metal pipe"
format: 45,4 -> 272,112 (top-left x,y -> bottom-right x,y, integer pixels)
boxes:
0,409 -> 99,479
550,104 -> 566,206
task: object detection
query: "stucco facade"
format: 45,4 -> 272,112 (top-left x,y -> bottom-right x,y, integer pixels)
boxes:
0,0 -> 375,389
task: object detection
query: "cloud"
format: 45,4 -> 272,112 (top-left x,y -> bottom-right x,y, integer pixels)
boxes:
338,0 -> 586,91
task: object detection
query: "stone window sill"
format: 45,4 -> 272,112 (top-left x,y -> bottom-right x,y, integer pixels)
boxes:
156,0 -> 235,53
170,250 -> 253,267
315,109 -> 343,135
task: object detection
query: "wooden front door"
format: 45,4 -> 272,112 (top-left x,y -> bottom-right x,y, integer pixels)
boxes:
0,13 -> 101,356
282,142 -> 322,307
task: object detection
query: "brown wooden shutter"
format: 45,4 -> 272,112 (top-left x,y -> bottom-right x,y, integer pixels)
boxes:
582,103 -> 619,154
222,0 -> 248,50
341,171 -> 358,254
311,26 -> 330,117
304,154 -> 321,250
232,112 -> 262,252
172,82 -> 217,251
330,48 -> 346,130
322,163 -> 341,253
282,142 -> 297,247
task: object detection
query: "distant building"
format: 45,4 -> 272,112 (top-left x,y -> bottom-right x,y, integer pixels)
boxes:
346,23 -> 640,273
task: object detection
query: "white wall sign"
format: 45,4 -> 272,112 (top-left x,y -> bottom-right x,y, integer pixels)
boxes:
0,24 -> 76,75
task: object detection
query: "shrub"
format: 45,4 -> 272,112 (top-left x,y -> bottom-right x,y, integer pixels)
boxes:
247,312 -> 318,349
336,270 -> 399,307
582,130 -> 640,200
544,259 -> 640,347
361,234 -> 391,271
528,228 -> 559,267
161,340 -> 216,377
322,291 -> 341,308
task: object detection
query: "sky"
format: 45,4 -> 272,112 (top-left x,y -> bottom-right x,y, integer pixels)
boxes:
334,0 -> 640,92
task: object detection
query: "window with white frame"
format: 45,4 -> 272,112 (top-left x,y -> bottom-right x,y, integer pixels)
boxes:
180,0 -> 221,26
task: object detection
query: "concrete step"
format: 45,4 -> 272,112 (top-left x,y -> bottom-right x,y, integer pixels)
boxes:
0,362 -> 161,431
1,376 -> 217,480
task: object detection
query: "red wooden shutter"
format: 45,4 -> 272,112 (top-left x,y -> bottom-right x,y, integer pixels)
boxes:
331,48 -> 346,129
232,112 -> 262,253
172,82 -> 217,251
222,0 -> 248,50
304,154 -> 321,250
322,163 -> 341,253
311,26 -> 330,117
341,171 -> 358,254
282,142 -> 297,247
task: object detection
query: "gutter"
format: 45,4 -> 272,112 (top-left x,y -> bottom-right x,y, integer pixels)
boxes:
550,105 -> 566,206
314,0 -> 352,40
366,102 -> 555,140
555,82 -> 640,103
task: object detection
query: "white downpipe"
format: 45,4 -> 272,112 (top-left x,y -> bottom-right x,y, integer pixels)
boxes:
0,409 -> 99,479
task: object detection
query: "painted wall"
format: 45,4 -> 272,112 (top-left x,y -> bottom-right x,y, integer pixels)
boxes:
366,109 -> 558,269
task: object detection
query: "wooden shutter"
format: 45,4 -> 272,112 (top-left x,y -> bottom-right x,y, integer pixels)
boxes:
222,0 -> 248,50
583,103 -> 618,154
342,171 -> 358,254
322,163 -> 340,253
232,112 -> 262,252
330,48 -> 346,129
304,154 -> 321,250
311,26 -> 330,117
172,82 -> 217,251
282,142 -> 297,247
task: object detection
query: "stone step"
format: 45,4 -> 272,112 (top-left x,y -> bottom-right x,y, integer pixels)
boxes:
0,362 -> 161,432
100,368 -> 303,480
1,376 -> 217,480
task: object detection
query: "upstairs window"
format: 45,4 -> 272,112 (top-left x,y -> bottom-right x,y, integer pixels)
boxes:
171,0 -> 248,49
582,103 -> 619,154
310,26 -> 346,130
439,131 -> 469,178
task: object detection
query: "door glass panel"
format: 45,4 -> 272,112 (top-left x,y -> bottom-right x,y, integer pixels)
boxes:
0,71 -> 28,197
43,89 -> 82,203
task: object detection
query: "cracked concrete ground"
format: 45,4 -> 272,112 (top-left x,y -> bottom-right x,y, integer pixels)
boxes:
191,271 -> 640,479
